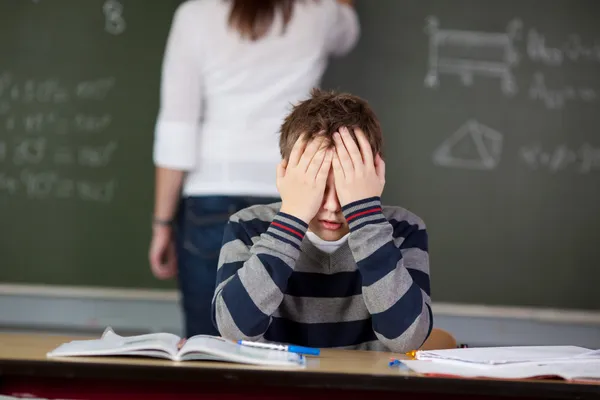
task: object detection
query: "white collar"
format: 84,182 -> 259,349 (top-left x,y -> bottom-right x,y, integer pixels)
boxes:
305,231 -> 349,254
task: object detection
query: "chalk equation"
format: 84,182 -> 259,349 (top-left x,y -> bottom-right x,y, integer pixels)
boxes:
528,29 -> 600,66
54,142 -> 118,167
5,138 -> 118,168
529,72 -> 596,109
423,18 -> 599,109
432,120 -> 503,170
103,0 -> 126,35
0,73 -> 115,108
520,143 -> 600,174
424,16 -> 522,95
0,170 -> 117,203
78,141 -> 118,167
3,113 -> 112,135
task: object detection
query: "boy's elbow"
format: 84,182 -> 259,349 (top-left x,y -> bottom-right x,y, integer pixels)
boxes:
379,306 -> 433,353
381,328 -> 430,354
213,297 -> 267,342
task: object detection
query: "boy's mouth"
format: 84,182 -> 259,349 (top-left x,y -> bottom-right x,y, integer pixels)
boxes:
319,220 -> 343,230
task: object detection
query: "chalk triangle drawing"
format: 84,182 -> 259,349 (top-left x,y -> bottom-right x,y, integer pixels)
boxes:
432,120 -> 503,170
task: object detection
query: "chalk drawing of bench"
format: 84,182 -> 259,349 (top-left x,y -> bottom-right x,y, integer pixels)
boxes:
424,16 -> 522,95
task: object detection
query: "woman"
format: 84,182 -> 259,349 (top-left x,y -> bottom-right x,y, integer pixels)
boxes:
149,0 -> 359,337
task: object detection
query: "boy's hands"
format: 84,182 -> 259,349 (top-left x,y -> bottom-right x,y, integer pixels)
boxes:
277,135 -> 333,223
332,127 -> 385,206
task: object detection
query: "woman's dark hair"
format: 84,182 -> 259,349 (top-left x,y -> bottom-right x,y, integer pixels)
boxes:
227,0 -> 299,41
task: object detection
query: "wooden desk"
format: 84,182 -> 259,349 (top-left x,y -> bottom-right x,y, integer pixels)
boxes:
0,333 -> 598,400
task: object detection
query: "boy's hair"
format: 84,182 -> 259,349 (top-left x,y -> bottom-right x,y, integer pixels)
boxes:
279,88 -> 383,159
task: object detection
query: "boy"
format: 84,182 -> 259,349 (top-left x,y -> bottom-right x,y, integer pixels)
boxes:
211,89 -> 432,352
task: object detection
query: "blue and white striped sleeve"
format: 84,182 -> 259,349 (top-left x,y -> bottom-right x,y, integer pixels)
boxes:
211,212 -> 307,341
342,197 -> 433,353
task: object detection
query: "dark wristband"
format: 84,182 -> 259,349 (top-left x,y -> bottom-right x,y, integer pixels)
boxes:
152,217 -> 174,227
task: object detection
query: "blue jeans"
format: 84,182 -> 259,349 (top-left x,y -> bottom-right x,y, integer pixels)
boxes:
175,195 -> 279,337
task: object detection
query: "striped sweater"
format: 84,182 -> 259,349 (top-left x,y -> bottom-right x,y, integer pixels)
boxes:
211,197 -> 432,352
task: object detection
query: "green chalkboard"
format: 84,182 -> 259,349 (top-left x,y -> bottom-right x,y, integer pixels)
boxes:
323,0 -> 600,310
0,0 -> 181,289
1,0 -> 599,311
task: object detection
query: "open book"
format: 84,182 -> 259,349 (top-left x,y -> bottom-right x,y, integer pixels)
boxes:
47,327 -> 305,367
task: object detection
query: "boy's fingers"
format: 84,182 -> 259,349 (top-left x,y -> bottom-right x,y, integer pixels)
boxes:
340,127 -> 364,170
355,128 -> 374,167
317,150 -> 333,184
331,151 -> 344,181
375,153 -> 386,180
334,132 -> 354,175
298,136 -> 326,171
306,146 -> 327,179
288,133 -> 307,167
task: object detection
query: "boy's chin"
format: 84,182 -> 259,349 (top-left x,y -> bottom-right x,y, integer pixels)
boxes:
311,226 -> 349,242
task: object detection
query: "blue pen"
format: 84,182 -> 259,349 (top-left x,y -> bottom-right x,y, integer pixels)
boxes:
238,340 -> 320,356
389,358 -> 409,370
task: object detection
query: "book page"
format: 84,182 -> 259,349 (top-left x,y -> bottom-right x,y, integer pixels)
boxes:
47,328 -> 181,359
557,361 -> 600,381
178,336 -> 305,367
102,327 -> 181,345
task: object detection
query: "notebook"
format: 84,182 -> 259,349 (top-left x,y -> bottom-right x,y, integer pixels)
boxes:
401,359 -> 600,383
46,327 -> 305,367
415,346 -> 600,365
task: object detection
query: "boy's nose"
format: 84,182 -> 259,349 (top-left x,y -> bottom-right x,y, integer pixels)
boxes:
322,184 -> 341,213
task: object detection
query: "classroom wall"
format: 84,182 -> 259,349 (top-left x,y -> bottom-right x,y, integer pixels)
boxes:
1,286 -> 600,348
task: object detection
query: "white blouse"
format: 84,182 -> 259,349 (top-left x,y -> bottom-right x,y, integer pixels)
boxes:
153,0 -> 360,197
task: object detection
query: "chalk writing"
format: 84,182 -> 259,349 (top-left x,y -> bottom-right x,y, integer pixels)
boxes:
2,112 -> 112,135
73,113 -> 112,132
520,143 -> 600,173
20,169 -> 57,198
77,179 -> 116,202
13,138 -> 46,165
529,72 -> 597,109
76,78 -> 115,101
0,170 -> 117,203
1,72 -> 119,203
0,73 -> 115,106
528,29 -> 600,66
78,141 -> 118,167
103,0 -> 126,35
424,16 -> 522,95
6,79 -> 69,104
433,120 -> 503,170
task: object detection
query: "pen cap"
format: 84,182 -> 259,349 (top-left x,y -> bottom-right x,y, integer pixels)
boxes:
288,345 -> 320,356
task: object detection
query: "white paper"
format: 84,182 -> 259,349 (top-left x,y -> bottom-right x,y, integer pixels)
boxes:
401,359 -> 600,381
416,346 -> 599,365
